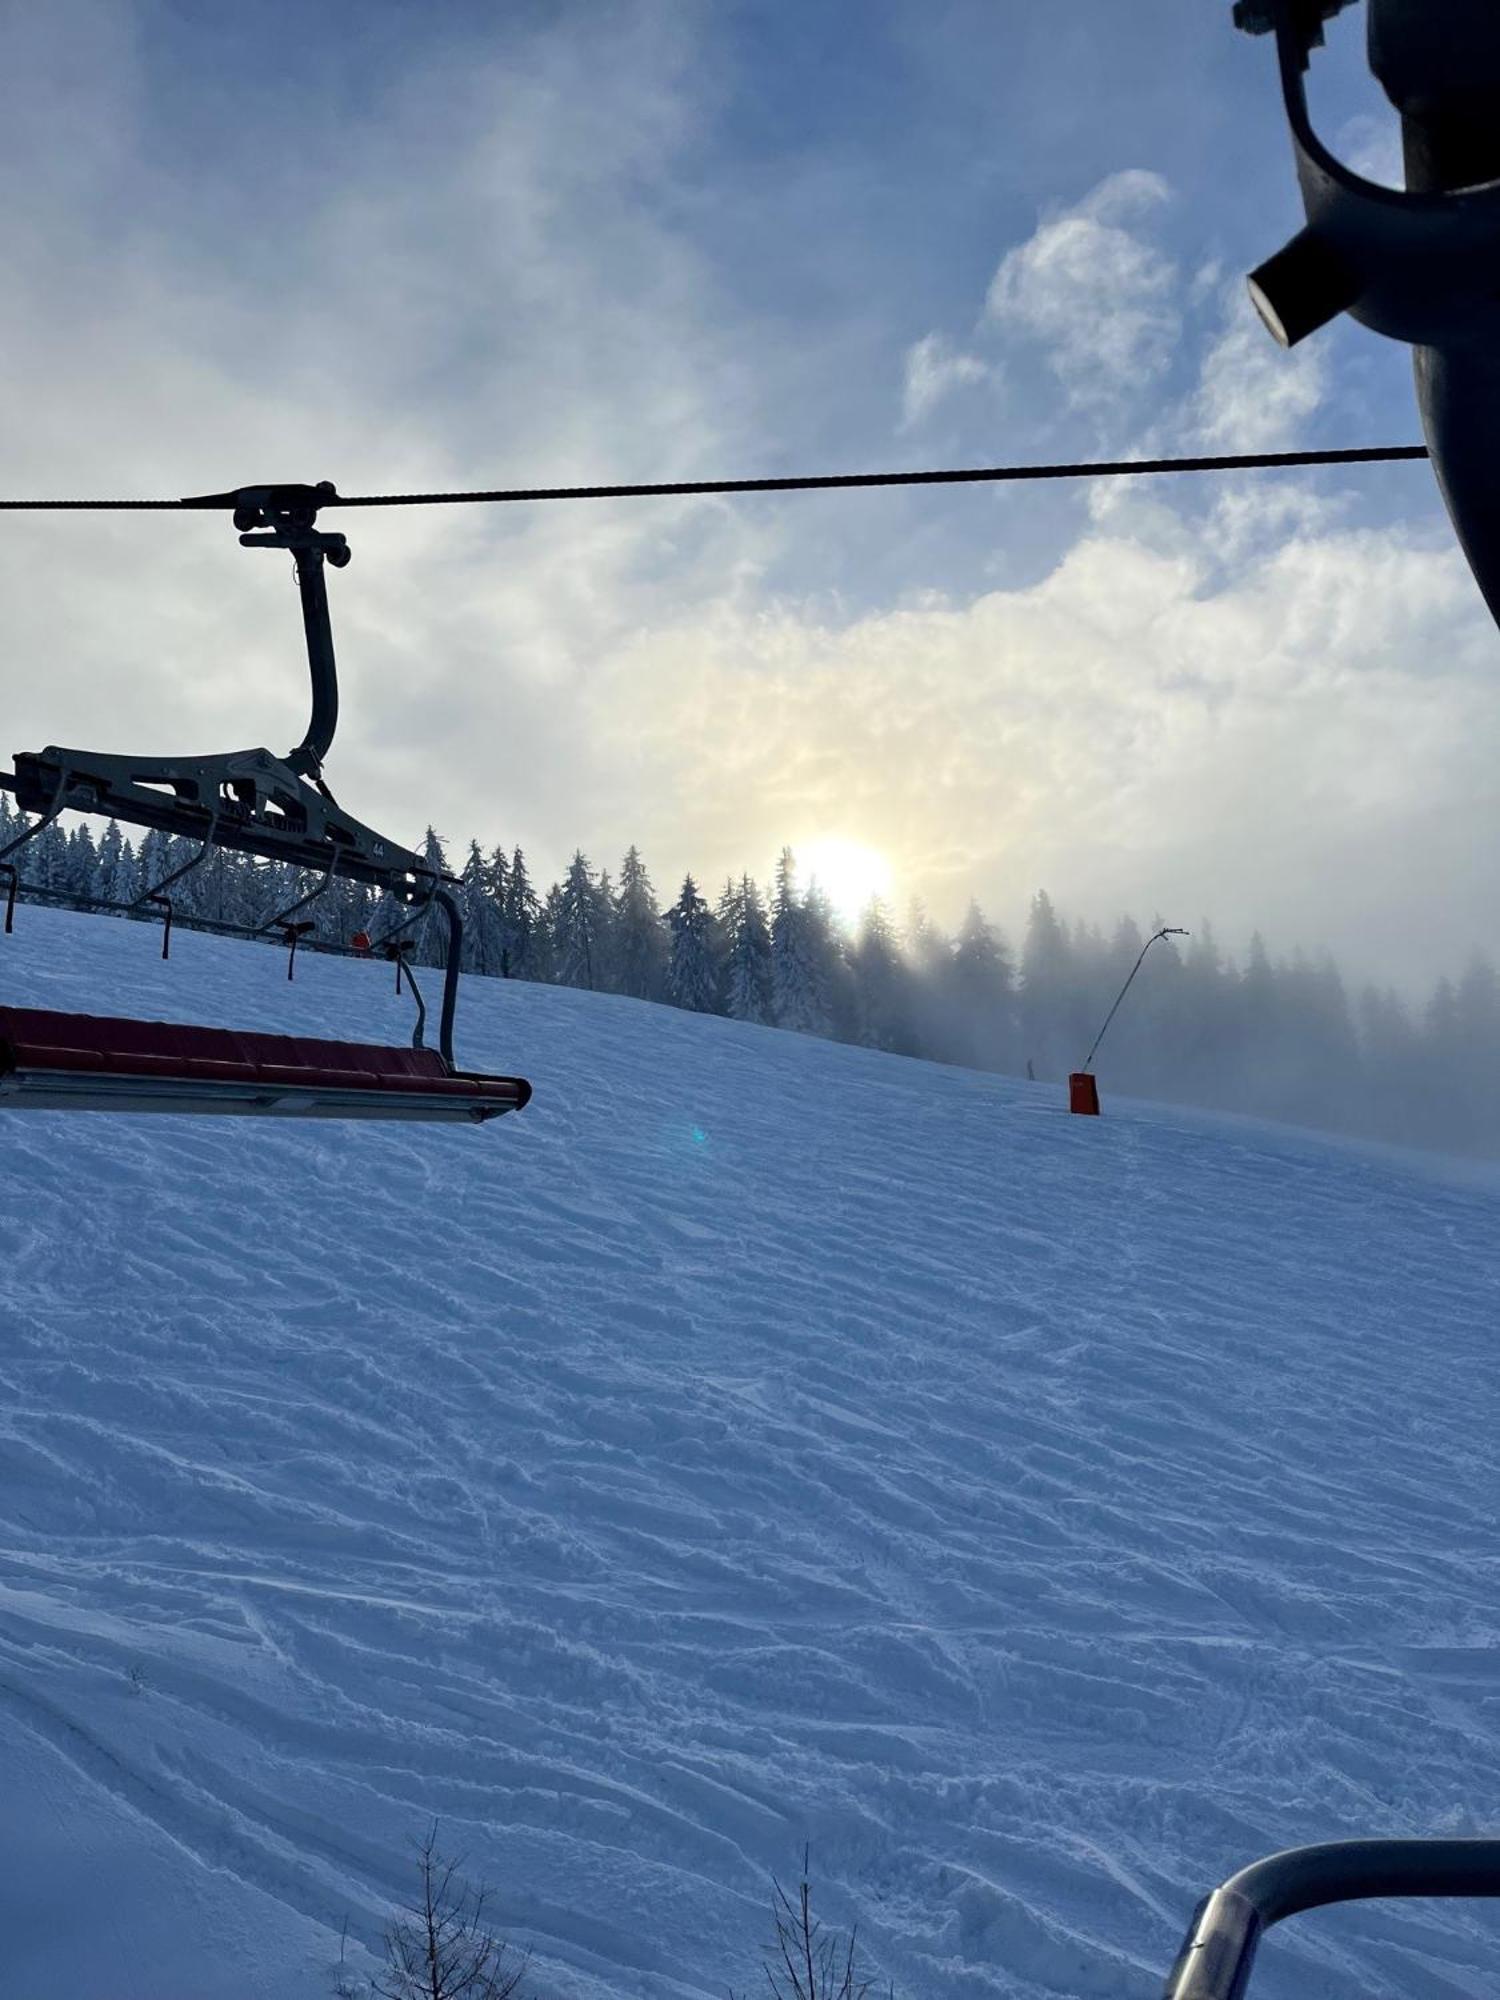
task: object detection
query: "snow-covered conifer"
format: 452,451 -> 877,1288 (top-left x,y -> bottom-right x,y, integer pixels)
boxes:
31,819 -> 68,892
487,848 -> 509,964
770,848 -> 829,1035
65,824 -> 100,898
503,847 -> 543,980
801,879 -> 858,1041
1019,890 -> 1071,1077
724,874 -> 773,1025
541,881 -> 567,981
613,846 -> 668,1001
133,828 -> 172,905
199,848 -> 240,925
946,900 -> 1017,1069
96,820 -> 127,905
413,828 -> 452,966
591,864 -> 621,991
553,851 -> 608,989
851,895 -> 919,1053
666,874 -> 720,1013
460,839 -> 505,974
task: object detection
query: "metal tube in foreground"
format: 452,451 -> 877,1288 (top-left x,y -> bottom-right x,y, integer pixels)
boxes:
1162,1839 -> 1500,1999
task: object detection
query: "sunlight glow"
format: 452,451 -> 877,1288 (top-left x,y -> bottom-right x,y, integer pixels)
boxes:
798,838 -> 894,930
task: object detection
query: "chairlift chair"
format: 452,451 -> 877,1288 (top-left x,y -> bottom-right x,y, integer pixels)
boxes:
0,481 -> 531,1125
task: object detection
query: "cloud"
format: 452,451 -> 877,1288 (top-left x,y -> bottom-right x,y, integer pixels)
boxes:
0,0 -> 777,871
1336,113 -> 1404,190
900,333 -> 991,429
983,170 -> 1180,410
3,10 -> 1490,996
1192,286 -> 1325,452
585,479 -> 1499,986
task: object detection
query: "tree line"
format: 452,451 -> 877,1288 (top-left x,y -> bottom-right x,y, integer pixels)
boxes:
3,793 -> 1496,1158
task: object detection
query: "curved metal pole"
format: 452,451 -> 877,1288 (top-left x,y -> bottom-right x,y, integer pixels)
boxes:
131,811 -> 220,960
434,886 -> 464,1072
290,547 -> 339,777
259,858 -> 337,937
364,880 -> 439,956
1080,927 -> 1187,1074
362,885 -> 449,1057
394,951 -> 430,1053
1164,1838 -> 1500,1999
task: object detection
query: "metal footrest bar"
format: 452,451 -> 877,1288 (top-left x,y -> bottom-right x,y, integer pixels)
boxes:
1163,1839 -> 1500,1999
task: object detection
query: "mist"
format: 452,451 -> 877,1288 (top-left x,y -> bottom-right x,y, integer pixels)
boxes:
6,795 -> 1495,1162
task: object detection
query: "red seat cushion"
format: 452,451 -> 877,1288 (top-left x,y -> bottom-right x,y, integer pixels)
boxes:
0,1007 -> 528,1107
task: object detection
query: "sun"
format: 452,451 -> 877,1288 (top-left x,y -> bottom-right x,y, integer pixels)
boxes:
798,837 -> 894,930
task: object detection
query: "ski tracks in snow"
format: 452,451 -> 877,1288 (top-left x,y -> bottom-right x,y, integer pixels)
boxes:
0,908 -> 1499,1997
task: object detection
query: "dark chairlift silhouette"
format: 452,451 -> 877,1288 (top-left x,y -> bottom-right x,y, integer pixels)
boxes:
0,482 -> 530,1124
1150,6 -> 1500,1989
1238,0 -> 1500,630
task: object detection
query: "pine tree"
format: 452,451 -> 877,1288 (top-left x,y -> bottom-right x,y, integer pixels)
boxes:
851,895 -> 917,1053
541,882 -> 567,981
713,878 -> 739,1011
65,824 -> 100,898
666,874 -> 721,1013
553,851 -> 608,989
503,847 -> 545,980
33,819 -> 69,892
723,874 -> 774,1024
904,900 -> 955,1059
96,820 -> 127,905
770,848 -> 830,1036
905,899 -> 949,982
1019,890 -> 1073,1079
613,846 -> 668,1001
194,845 -> 240,926
1359,981 -> 1425,1144
802,879 -> 858,1041
460,839 -> 505,974
133,828 -> 173,908
589,864 -> 621,991
948,900 -> 1016,1069
487,847 -> 510,971
415,828 -> 453,966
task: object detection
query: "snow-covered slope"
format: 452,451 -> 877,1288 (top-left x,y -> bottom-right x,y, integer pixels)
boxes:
1,906 -> 1498,2000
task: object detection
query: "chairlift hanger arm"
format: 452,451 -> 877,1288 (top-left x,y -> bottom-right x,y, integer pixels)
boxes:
220,481 -> 349,779
6,482 -> 435,899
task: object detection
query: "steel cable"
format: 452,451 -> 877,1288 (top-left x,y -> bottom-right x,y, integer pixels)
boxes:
0,443 -> 1430,513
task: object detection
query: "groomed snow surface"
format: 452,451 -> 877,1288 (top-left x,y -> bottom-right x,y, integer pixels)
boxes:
1,905 -> 1499,2000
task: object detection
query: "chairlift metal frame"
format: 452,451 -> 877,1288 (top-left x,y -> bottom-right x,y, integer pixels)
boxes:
1238,0 -> 1500,626
0,481 -> 529,1123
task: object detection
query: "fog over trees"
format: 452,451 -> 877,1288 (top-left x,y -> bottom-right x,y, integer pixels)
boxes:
3,794 -> 1496,1160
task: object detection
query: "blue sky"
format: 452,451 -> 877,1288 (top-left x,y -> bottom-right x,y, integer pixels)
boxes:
0,0 -> 1493,987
